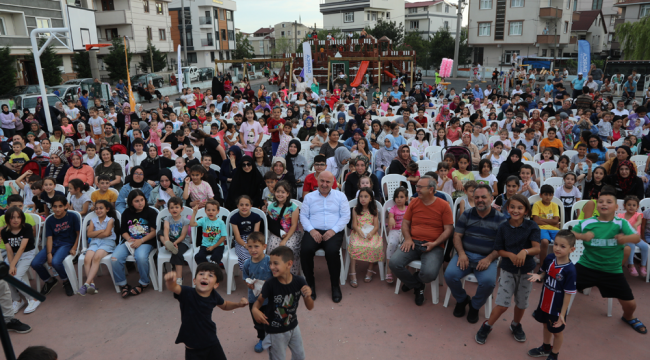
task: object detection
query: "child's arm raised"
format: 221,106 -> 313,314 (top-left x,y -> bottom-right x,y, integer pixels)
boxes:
164,270 -> 182,295
14,171 -> 32,190
217,297 -> 248,311
182,179 -> 191,200
189,206 -> 199,227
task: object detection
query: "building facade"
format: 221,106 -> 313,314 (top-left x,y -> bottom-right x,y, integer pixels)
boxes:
467,0 -> 578,68
320,0 -> 405,33
169,0 -> 236,68
93,0 -> 175,77
405,0 -> 458,39
568,10 -> 608,56
577,0 -> 620,56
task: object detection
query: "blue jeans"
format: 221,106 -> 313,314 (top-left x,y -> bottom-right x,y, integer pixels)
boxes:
111,242 -> 153,286
626,239 -> 649,266
444,251 -> 498,309
272,142 -> 279,156
31,243 -> 73,281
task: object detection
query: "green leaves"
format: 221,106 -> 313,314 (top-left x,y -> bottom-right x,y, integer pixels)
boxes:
234,32 -> 255,60
616,16 -> 650,60
138,40 -> 168,73
27,38 -> 62,86
365,20 -> 404,48
103,38 -> 133,82
73,52 -> 92,79
0,47 -> 17,95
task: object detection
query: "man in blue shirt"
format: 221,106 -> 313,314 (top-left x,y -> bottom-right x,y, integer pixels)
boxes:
115,79 -> 125,92
390,86 -> 402,101
570,73 -> 585,99
623,75 -> 637,105
472,84 -> 483,100
299,171 -> 350,303
79,90 -> 89,110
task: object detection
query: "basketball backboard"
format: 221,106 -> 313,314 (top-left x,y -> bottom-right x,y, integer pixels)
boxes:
66,5 -> 98,51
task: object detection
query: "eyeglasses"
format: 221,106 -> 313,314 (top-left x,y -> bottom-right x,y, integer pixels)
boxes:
415,185 -> 430,189
242,163 -> 252,167
314,163 -> 326,167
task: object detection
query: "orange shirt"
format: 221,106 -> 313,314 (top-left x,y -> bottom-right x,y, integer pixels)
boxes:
539,137 -> 563,150
404,197 -> 453,245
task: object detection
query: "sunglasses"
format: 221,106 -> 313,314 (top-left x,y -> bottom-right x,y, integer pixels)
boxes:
242,163 -> 252,167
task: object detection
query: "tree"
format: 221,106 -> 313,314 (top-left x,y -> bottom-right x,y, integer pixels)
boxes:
401,32 -> 432,69
364,20 -> 404,47
138,40 -> 168,73
616,16 -> 650,60
233,32 -> 255,59
272,37 -> 294,56
27,38 -> 62,86
428,27 -> 471,70
0,47 -> 16,95
72,51 -> 92,78
103,38 -> 133,82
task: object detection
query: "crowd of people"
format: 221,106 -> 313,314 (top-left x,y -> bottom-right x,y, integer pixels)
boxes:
0,63 -> 648,359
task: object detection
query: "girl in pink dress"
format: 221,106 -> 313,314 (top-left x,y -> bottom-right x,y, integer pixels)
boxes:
347,188 -> 384,287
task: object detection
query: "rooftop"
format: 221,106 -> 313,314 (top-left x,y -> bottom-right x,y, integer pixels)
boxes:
571,10 -> 607,33
405,0 -> 444,8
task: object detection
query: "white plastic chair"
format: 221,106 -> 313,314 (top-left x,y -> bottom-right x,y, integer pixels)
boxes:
529,194 -> 565,227
639,198 -> 650,212
38,210 -> 82,294
190,206 -> 231,285
343,199 -> 385,282
563,150 -> 578,161
50,142 -> 63,153
77,211 -> 122,293
542,177 -> 564,192
443,249 -> 498,319
156,206 -> 194,291
570,200 -> 589,221
436,191 -> 453,206
55,184 -> 66,195
394,241 -> 448,305
381,174 -> 411,202
416,160 -> 438,174
224,207 -> 268,294
630,155 -> 647,173
539,161 -> 558,183
114,154 -> 129,181
338,163 -> 349,185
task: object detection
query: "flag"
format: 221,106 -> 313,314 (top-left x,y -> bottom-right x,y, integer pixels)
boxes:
302,41 -> 313,86
123,36 -> 136,110
577,40 -> 591,77
177,45 -> 183,93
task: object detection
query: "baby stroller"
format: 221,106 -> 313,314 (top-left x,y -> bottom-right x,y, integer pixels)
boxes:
443,146 -> 472,171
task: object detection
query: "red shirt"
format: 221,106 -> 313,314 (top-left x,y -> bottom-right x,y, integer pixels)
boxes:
267,117 -> 285,142
302,173 -> 337,193
414,115 -> 427,127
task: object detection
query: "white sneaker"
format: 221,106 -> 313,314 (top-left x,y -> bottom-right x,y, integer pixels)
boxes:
12,300 -> 25,314
24,299 -> 41,314
176,278 -> 183,286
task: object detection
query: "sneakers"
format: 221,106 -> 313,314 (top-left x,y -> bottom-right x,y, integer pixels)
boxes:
6,318 -> 32,334
414,283 -> 425,306
63,280 -> 74,297
24,300 -> 41,314
528,344 -> 553,358
467,303 -> 480,324
78,284 -> 88,296
510,322 -> 527,342
87,283 -> 98,295
176,278 -> 183,286
165,241 -> 179,255
475,321 -> 492,345
40,278 -> 58,296
254,339 -> 264,353
12,300 -> 25,314
545,353 -> 558,360
453,296 -> 471,317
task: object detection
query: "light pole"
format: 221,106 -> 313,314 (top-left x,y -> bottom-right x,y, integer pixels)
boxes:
451,0 -> 464,78
181,0 -> 188,66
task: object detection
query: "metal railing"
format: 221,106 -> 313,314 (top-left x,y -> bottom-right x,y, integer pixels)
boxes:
199,16 -> 212,25
201,38 -> 214,47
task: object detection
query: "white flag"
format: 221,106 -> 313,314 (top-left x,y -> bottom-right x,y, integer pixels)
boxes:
177,45 -> 183,93
302,42 -> 313,87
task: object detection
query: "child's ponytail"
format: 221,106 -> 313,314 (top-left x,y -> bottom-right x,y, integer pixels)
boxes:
69,179 -> 90,193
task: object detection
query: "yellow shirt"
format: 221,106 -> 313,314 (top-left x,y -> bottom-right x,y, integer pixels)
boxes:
91,190 -> 118,204
532,201 -> 560,230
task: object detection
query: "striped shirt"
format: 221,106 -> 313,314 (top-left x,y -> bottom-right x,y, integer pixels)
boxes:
455,208 -> 507,256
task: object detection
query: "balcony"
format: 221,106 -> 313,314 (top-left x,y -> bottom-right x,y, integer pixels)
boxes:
569,36 -> 577,44
539,7 -> 562,19
537,35 -> 561,44
199,16 -> 212,26
610,41 -> 621,50
615,18 -> 625,28
95,10 -> 130,26
201,38 -> 213,47
573,12 -> 581,21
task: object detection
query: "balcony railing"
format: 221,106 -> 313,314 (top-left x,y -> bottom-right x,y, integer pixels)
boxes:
539,7 -> 562,18
569,36 -> 577,44
201,38 -> 214,46
199,16 -> 212,25
573,12 -> 581,21
537,35 -> 560,44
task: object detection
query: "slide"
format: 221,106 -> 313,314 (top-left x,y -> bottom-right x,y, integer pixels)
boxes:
350,61 -> 370,87
382,70 -> 396,78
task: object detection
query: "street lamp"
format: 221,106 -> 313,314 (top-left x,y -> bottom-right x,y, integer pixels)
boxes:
443,0 -> 465,78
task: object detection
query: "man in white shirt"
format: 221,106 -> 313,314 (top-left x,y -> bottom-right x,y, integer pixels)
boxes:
483,85 -> 492,98
612,99 -> 630,117
181,88 -> 196,109
585,75 -> 598,93
299,171 -> 350,303
511,85 -> 523,96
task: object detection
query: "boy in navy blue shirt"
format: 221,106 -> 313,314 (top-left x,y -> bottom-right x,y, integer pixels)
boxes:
527,230 -> 576,360
165,262 -> 248,360
242,232 -> 273,353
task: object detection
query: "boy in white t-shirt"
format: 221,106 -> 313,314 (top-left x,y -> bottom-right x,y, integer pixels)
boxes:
107,106 -> 118,124
171,157 -> 188,185
88,108 -> 105,141
84,144 -> 100,168
65,101 -> 80,121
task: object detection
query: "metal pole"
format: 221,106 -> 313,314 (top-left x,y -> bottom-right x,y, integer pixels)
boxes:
181,0 -> 188,66
150,42 -> 154,72
452,0 -> 464,78
294,21 -> 298,52
553,9 -> 557,73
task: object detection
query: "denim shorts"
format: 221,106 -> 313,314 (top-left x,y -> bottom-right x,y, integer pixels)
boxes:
87,238 -> 117,253
540,229 -> 559,243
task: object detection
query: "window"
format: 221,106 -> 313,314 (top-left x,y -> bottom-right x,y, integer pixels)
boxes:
288,30 -> 291,36
214,9 -> 219,19
158,28 -> 166,40
146,27 -> 152,41
220,9 -> 225,20
444,21 -> 449,30
215,31 -> 219,41
185,31 -> 193,47
541,49 -> 547,57
0,18 -> 6,36
372,11 -> 377,21
211,51 -> 215,62
409,20 -> 419,30
478,22 -> 491,36
101,0 -> 114,10
504,50 -> 515,63
511,0 -> 523,7
156,2 -> 163,15
386,12 -> 390,19
143,0 -> 149,13
445,5 -> 450,13
297,31 -> 301,35
641,5 -> 650,17
221,29 -> 226,39
206,32 -> 213,45
281,31 -> 285,36
282,24 -> 285,28
550,49 -> 555,57
566,0 -> 570,9
480,0 -> 492,9
227,30 -> 234,41
226,11 -> 232,20
564,21 -> 568,33
591,0 -> 603,10
187,52 -> 197,64
509,21 -> 522,35
344,12 -> 354,23
408,8 -> 417,14
105,28 -> 118,40
36,17 -> 51,36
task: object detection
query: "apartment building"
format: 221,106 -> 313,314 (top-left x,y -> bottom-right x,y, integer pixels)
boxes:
567,10 -> 609,56
467,0 -> 578,68
577,0 -> 620,56
94,0 -> 175,76
320,0 -> 405,33
405,1 -> 458,39
247,27 -> 274,58
613,0 -> 650,57
169,0 -> 236,67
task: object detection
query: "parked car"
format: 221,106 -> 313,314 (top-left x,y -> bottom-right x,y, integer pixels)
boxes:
181,66 -> 200,82
49,85 -> 81,103
0,85 -> 52,108
198,67 -> 215,81
15,94 -> 64,113
63,78 -> 113,103
130,74 -> 165,90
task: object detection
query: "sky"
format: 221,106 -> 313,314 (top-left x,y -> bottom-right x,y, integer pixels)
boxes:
236,0 -> 468,34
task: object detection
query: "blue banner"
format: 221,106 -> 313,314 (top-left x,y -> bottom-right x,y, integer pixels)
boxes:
577,40 -> 591,76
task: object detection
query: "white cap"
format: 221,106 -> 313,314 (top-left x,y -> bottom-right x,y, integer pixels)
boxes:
578,72 -> 583,75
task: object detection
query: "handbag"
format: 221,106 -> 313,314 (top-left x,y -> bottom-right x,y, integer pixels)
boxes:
267,203 -> 288,238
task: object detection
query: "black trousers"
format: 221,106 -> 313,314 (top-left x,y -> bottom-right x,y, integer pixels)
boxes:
299,229 -> 344,288
249,303 -> 268,340
194,246 -> 224,265
185,342 -> 226,360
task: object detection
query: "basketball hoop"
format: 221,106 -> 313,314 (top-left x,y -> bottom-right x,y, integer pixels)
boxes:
85,43 -> 111,51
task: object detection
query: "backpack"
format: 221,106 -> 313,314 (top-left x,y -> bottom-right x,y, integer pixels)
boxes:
444,146 -> 472,171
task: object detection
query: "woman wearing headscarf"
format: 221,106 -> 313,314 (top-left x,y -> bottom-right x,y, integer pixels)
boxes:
341,120 -> 358,141
0,104 -> 17,138
63,150 -> 94,186
221,96 -> 232,115
368,119 -> 384,150
244,84 -> 256,103
375,134 -> 397,185
354,106 -> 366,128
605,160 -> 644,199
344,155 -> 381,201
285,140 -> 308,187
496,148 -> 523,195
141,144 -> 175,186
272,156 -> 297,196
225,155 -> 265,210
326,147 -> 351,182
149,168 -> 183,210
219,145 -> 243,201
116,166 -> 154,213
435,106 -> 452,125
29,120 -> 47,140
343,128 -> 364,151
43,149 -> 70,185
601,146 -> 637,175
297,116 -> 316,141
388,144 -> 415,176
116,102 -> 140,146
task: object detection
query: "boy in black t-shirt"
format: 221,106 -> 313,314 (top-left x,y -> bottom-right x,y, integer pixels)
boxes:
252,246 -> 314,360
166,262 -> 248,360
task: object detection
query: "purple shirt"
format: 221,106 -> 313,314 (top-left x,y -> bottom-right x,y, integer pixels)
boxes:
626,113 -> 650,131
254,104 -> 271,112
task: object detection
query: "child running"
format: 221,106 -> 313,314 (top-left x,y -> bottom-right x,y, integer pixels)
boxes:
230,195 -> 262,270
386,187 -> 408,284
242,232 -> 273,353
159,197 -> 190,285
347,188 -> 383,287
79,200 -> 118,295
